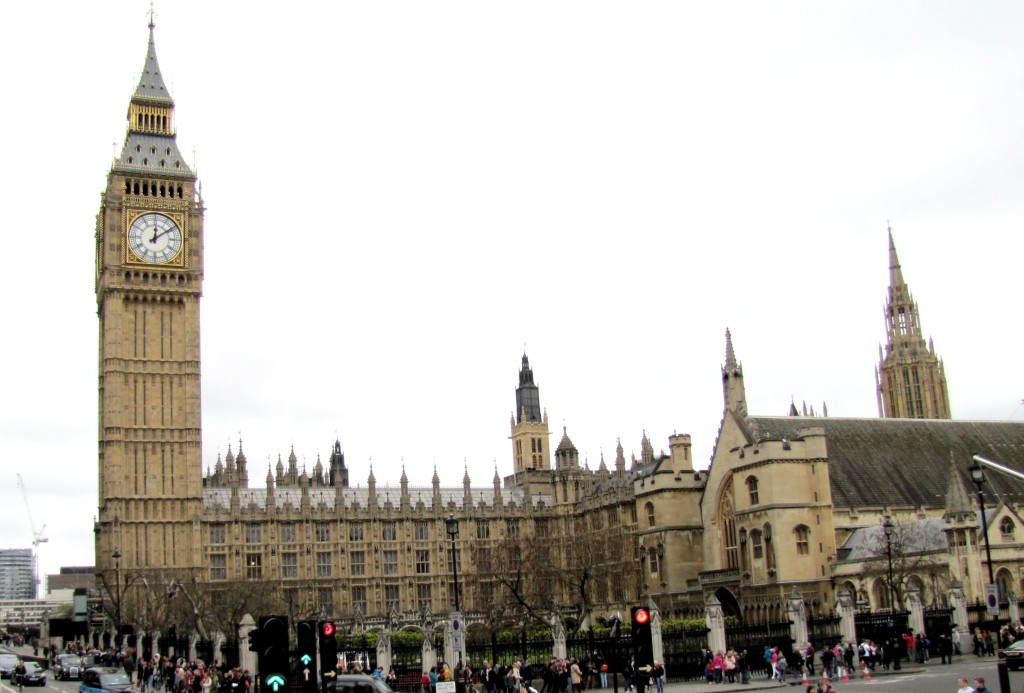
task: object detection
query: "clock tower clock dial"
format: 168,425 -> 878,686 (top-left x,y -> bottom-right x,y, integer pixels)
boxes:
127,212 -> 183,264
93,19 -> 205,580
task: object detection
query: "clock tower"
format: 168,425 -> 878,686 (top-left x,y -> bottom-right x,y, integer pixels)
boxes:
94,19 -> 205,580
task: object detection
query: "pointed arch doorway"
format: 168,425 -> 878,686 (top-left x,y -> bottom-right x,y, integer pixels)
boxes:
715,587 -> 742,623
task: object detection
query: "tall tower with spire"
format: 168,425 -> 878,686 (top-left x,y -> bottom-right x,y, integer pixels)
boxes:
722,328 -> 746,414
94,17 -> 205,578
875,228 -> 951,419
509,353 -> 551,482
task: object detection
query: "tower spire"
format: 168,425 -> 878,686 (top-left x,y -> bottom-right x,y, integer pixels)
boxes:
721,328 -> 746,415
876,226 -> 951,419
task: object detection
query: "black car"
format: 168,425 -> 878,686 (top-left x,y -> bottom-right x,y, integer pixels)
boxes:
58,655 -> 84,681
1000,640 -> 1024,670
80,667 -> 133,693
21,662 -> 47,686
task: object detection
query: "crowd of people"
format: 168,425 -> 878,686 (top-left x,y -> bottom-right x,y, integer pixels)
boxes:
418,655 -> 664,693
49,641 -> 254,693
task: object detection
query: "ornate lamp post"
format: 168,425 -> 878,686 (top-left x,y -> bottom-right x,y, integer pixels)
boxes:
112,548 -> 122,646
882,518 -> 895,610
969,459 -> 996,587
445,514 -> 461,611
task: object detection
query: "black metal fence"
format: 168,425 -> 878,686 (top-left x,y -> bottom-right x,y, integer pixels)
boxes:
853,609 -> 908,645
807,616 -> 842,649
723,622 -> 792,677
662,628 -> 711,681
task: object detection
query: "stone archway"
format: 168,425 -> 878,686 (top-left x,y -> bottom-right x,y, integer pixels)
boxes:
715,587 -> 742,623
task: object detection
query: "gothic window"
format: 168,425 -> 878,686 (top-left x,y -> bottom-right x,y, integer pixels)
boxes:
281,552 -> 298,578
719,480 -> 739,570
417,584 -> 432,612
535,520 -> 549,539
315,524 -> 330,542
795,525 -> 810,555
351,586 -> 367,615
415,522 -> 429,541
317,588 -> 333,613
416,550 -> 430,574
912,367 -> 923,417
873,577 -> 892,609
280,524 -> 296,544
382,522 -> 397,541
476,521 -> 490,539
648,546 -> 659,574
350,551 -> 366,576
245,554 -> 262,580
630,505 -> 638,525
506,519 -> 520,539
210,554 -> 226,581
316,552 -> 332,578
751,530 -> 764,560
903,369 -> 915,417
447,549 -> 462,574
746,476 -> 760,505
645,502 -> 656,528
349,523 -> 364,542
245,525 -> 261,544
385,585 -> 400,613
383,550 -> 399,575
209,525 -> 225,544
1000,517 -> 1015,542
996,570 -> 1013,601
764,523 -> 775,572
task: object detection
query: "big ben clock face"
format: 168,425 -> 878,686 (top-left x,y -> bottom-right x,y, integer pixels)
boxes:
127,212 -> 183,264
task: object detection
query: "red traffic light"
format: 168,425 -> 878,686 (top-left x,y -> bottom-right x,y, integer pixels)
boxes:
634,608 -> 649,624
322,622 -> 335,637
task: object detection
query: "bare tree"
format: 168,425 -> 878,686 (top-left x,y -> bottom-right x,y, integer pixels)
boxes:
868,518 -> 946,609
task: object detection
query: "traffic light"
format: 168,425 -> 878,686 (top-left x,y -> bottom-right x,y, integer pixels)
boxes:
319,621 -> 338,676
631,605 -> 653,668
297,620 -> 318,693
258,615 -> 290,693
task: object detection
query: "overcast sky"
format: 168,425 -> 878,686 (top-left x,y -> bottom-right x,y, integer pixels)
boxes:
2,1 -> 1024,586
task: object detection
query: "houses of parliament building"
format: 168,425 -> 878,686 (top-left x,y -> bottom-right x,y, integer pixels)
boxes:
92,21 -> 1024,635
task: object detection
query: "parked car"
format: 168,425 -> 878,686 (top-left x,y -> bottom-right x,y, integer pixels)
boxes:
1000,640 -> 1024,670
21,662 -> 47,686
79,667 -> 133,693
58,655 -> 84,680
0,654 -> 19,678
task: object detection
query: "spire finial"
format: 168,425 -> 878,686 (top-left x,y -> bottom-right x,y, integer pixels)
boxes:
148,1 -> 156,30
724,328 -> 738,370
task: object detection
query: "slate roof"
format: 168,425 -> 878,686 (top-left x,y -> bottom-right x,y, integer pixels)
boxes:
837,516 -> 951,561
743,416 -> 1024,511
113,133 -> 193,179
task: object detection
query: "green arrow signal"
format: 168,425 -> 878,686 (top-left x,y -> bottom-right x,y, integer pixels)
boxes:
300,654 -> 312,666
266,674 -> 286,692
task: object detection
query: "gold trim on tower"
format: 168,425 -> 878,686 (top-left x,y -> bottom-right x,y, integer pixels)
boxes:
123,208 -> 188,268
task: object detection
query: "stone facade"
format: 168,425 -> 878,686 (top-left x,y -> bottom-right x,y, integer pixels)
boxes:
93,24 -> 1024,639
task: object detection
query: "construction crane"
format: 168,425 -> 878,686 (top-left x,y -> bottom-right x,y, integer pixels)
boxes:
17,474 -> 48,547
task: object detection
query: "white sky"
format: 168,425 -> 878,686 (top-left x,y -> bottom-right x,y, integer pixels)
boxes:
2,1 -> 1024,586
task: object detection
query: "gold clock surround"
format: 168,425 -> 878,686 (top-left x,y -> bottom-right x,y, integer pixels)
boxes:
123,207 -> 188,269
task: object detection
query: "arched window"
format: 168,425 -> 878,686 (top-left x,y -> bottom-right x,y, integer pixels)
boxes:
719,484 -> 739,570
794,525 -> 810,555
746,476 -> 760,505
1000,517 -> 1015,542
873,577 -> 892,609
648,546 -> 659,574
750,529 -> 764,560
645,502 -> 656,528
997,568 -> 1013,601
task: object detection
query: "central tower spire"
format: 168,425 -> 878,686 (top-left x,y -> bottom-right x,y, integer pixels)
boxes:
875,226 -> 951,419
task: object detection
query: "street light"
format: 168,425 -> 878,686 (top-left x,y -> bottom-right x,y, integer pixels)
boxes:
882,518 -> 895,610
969,459 -> 996,586
112,548 -> 122,647
445,514 -> 460,612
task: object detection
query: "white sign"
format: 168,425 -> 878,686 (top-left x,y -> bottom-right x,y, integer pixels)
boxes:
437,682 -> 456,693
985,583 -> 999,617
